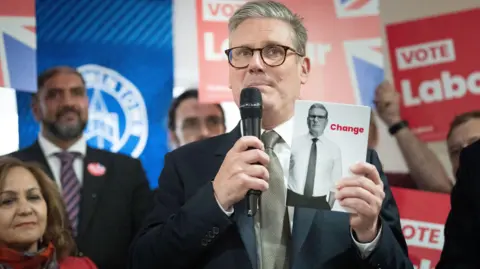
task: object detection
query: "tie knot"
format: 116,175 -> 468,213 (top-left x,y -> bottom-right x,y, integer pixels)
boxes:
312,137 -> 318,143
55,151 -> 80,164
261,131 -> 281,149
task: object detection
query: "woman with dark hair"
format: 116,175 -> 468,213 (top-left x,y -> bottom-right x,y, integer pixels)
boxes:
0,157 -> 97,269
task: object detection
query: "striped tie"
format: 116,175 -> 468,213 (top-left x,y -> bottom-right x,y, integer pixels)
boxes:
55,151 -> 81,236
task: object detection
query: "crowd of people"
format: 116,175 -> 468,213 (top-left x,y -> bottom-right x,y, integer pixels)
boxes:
1,1 -> 478,269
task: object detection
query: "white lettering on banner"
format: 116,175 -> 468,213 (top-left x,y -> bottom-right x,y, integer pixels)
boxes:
395,39 -> 456,70
401,71 -> 480,107
401,219 -> 444,250
305,43 -> 332,66
203,1 -> 245,22
78,64 -> 148,158
204,32 -> 229,61
413,259 -> 434,269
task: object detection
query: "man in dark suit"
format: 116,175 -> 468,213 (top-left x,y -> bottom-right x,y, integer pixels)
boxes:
129,1 -> 412,268
8,66 -> 152,269
436,139 -> 480,268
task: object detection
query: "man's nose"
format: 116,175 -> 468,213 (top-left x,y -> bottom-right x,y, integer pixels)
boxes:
248,51 -> 265,73
61,92 -> 76,106
199,123 -> 210,137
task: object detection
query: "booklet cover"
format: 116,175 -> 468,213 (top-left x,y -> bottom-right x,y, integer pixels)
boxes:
286,100 -> 371,213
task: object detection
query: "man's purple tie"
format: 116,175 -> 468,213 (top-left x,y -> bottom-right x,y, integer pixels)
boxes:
55,151 -> 81,236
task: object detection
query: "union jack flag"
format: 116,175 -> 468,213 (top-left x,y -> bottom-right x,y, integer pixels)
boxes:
334,0 -> 379,17
0,0 -> 36,92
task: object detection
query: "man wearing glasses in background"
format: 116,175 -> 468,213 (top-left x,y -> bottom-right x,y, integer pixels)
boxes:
167,89 -> 226,149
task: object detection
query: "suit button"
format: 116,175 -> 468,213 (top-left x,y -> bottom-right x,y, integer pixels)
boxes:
208,231 -> 215,238
213,227 -> 219,234
201,238 -> 208,246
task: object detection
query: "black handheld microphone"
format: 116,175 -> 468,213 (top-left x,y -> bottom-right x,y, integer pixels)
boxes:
239,87 -> 263,217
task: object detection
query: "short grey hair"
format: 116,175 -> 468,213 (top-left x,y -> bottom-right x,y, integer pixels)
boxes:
309,103 -> 328,118
228,1 -> 308,55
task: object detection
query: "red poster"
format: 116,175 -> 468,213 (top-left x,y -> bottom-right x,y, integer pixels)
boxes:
386,8 -> 480,142
391,187 -> 450,269
196,0 -> 382,104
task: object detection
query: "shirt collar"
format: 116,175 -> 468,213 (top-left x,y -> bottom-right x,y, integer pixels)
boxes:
307,132 -> 326,143
240,116 -> 294,149
37,133 -> 87,157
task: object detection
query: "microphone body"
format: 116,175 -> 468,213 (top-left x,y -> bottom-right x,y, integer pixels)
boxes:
239,87 -> 263,217
242,117 -> 262,217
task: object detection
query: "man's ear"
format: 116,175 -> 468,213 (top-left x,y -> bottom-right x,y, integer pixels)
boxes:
31,94 -> 41,122
300,57 -> 311,85
168,130 -> 179,149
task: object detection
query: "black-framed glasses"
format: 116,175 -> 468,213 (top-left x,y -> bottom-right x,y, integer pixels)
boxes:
224,44 -> 304,69
308,115 -> 327,120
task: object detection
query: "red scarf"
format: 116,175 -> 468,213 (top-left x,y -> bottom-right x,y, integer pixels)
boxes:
0,242 -> 55,269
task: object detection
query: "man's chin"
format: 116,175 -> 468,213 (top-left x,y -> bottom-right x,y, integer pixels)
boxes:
44,122 -> 86,141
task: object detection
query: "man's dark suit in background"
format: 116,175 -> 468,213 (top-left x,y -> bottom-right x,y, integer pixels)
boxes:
437,140 -> 480,269
129,124 -> 411,269
10,142 -> 153,269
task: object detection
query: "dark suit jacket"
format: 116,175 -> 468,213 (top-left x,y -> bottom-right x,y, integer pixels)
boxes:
8,142 -> 153,269
436,140 -> 480,269
129,125 -> 412,269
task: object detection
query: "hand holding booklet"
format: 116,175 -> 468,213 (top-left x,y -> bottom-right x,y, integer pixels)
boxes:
286,100 -> 371,213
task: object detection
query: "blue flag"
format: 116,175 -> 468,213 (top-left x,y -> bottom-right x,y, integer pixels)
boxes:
17,0 -> 173,188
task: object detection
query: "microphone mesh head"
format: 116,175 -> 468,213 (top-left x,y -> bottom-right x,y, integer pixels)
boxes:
240,87 -> 262,119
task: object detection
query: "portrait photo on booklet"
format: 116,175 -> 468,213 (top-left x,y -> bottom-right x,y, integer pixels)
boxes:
287,100 -> 371,213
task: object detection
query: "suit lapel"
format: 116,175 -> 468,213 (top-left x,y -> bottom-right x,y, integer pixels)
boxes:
27,142 -> 55,180
215,123 -> 258,269
233,200 -> 258,269
78,147 -> 108,237
291,207 -> 317,267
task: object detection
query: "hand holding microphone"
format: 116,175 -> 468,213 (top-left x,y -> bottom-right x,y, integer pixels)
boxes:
212,88 -> 268,216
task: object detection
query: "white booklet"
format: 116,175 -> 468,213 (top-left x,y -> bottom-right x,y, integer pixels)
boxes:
286,100 -> 371,213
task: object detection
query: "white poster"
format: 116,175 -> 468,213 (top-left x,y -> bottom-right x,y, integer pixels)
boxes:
287,100 -> 371,212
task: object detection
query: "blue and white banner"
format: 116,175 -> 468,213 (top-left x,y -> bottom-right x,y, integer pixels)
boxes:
17,0 -> 173,188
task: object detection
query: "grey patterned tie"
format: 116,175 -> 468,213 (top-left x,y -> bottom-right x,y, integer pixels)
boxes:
259,130 -> 290,269
55,151 -> 81,236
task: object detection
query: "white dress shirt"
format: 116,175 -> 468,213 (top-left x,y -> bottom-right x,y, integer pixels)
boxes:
216,118 -> 381,258
289,133 -> 342,200
37,134 -> 87,190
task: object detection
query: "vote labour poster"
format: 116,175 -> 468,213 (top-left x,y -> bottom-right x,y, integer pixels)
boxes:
386,8 -> 480,142
196,0 -> 383,106
391,187 -> 450,269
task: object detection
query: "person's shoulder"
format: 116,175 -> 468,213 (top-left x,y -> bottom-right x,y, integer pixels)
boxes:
460,139 -> 480,166
59,256 -> 97,269
170,131 -> 234,158
87,147 -> 139,163
456,140 -> 480,187
4,143 -> 38,159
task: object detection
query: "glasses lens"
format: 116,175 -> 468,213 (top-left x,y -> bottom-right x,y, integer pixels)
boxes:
262,45 -> 286,66
228,47 -> 252,68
